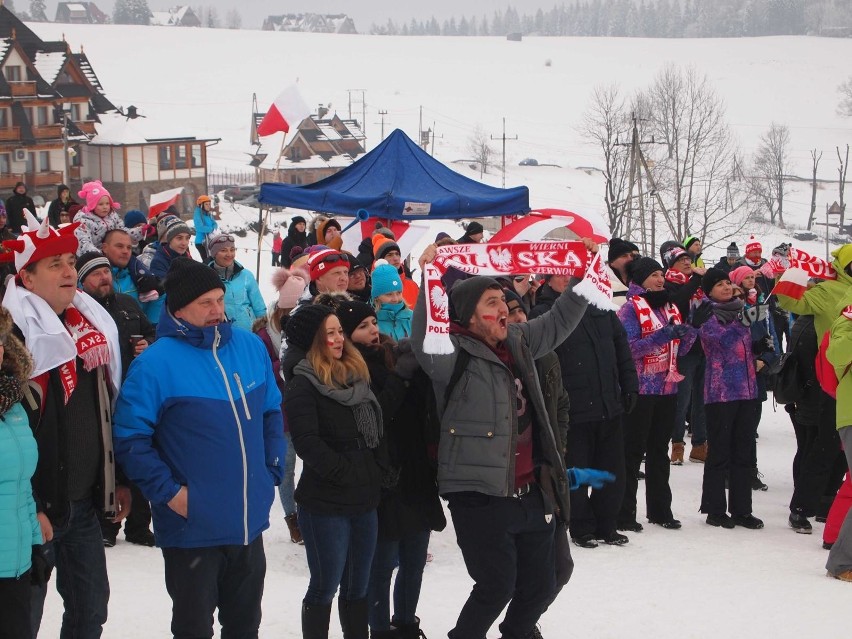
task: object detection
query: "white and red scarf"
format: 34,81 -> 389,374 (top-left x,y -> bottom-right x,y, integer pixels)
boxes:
631,295 -> 684,382
54,306 -> 111,404
664,268 -> 705,303
764,247 -> 837,281
422,241 -> 614,354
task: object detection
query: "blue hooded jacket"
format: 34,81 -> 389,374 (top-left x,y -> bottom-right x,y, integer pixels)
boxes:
113,313 -> 285,548
193,205 -> 218,246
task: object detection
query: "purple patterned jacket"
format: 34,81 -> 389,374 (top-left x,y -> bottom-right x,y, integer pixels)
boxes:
698,310 -> 758,404
617,284 -> 697,396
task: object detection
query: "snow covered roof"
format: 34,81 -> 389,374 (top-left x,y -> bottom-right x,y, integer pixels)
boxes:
315,122 -> 343,141
150,6 -> 193,26
0,38 -> 10,63
258,152 -> 353,171
33,50 -> 66,85
66,3 -> 87,10
90,112 -> 218,146
75,54 -> 103,91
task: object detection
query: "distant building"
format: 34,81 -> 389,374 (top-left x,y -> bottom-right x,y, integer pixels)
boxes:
54,2 -> 110,24
0,5 -> 217,213
257,112 -> 365,185
150,6 -> 201,28
261,13 -> 357,34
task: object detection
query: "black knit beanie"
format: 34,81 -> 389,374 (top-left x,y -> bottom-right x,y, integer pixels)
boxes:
448,276 -> 501,326
336,300 -> 376,338
702,268 -> 730,296
284,304 -> 334,352
628,257 -> 664,287
165,257 -> 225,314
76,251 -> 111,285
607,237 -> 639,264
465,221 -> 484,236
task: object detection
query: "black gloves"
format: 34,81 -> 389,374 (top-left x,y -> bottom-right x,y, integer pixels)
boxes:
752,335 -> 774,356
136,274 -> 162,294
664,323 -> 690,340
394,339 -> 420,380
690,302 -> 713,328
30,546 -> 52,587
622,391 -> 638,414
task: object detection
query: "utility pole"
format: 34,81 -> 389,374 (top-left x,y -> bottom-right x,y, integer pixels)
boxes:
347,88 -> 367,148
491,117 -> 518,188
615,113 -> 669,252
377,110 -> 388,141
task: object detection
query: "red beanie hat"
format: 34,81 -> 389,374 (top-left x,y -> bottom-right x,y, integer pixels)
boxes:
745,236 -> 762,256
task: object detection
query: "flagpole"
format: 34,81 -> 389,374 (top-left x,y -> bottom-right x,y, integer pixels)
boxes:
259,131 -> 289,282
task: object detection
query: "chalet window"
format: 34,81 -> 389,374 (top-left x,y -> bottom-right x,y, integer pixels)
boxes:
70,147 -> 82,167
34,106 -> 49,126
39,151 -> 50,172
0,154 -> 9,174
291,146 -> 301,161
159,145 -> 172,170
190,144 -> 202,168
72,103 -> 83,121
4,66 -> 21,82
25,152 -> 34,174
174,145 -> 187,170
0,109 -> 8,128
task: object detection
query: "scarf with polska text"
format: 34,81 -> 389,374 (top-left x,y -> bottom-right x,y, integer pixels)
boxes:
664,269 -> 705,303
630,294 -> 684,382
422,241 -> 615,354
54,305 -> 110,404
763,246 -> 838,281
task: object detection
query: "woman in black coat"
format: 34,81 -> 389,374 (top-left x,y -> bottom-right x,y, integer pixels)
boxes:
283,304 -> 383,639
326,296 -> 444,639
281,216 -> 308,268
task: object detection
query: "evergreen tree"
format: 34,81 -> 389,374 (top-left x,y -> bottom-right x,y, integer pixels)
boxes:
207,6 -> 219,27
29,0 -> 47,21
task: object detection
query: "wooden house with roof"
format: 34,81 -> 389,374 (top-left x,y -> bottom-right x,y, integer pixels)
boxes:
261,13 -> 357,34
54,2 -> 110,24
0,6 -> 218,214
257,112 -> 366,184
150,6 -> 201,27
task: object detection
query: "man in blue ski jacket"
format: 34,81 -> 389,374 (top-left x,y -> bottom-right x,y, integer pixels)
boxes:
113,257 -> 285,638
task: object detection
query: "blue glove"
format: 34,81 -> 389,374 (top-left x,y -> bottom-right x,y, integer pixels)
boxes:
567,468 -> 616,490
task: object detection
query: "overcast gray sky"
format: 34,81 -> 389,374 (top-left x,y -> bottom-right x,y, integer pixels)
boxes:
49,0 -> 555,31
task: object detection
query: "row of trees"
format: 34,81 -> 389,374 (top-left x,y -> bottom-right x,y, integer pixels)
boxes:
370,0 -> 852,38
575,65 -> 849,251
12,0 -> 244,28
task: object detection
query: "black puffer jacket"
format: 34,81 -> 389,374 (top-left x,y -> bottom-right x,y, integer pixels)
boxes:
357,342 -> 446,539
280,224 -> 307,268
283,349 -> 382,516
789,314 -> 821,426
5,190 -> 35,233
96,292 -> 156,379
530,285 -> 638,424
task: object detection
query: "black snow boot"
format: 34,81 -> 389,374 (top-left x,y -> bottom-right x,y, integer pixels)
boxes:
370,629 -> 401,638
339,597 -> 369,639
302,602 -> 332,639
395,616 -> 427,638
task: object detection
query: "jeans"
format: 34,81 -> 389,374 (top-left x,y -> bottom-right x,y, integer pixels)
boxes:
299,507 -> 378,605
31,498 -> 109,639
162,536 -> 266,639
367,529 -> 431,631
101,481 -> 152,538
277,433 -> 297,517
672,347 -> 707,445
446,487 -> 555,639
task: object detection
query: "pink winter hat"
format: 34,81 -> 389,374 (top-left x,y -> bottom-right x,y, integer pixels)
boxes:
729,265 -> 756,287
78,180 -> 120,214
271,267 -> 309,311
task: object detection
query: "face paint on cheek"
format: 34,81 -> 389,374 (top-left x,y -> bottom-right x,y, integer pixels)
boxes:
481,315 -> 498,322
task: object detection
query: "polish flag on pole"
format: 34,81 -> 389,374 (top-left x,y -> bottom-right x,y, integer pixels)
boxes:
147,187 -> 184,220
257,85 -> 312,137
772,267 -> 811,301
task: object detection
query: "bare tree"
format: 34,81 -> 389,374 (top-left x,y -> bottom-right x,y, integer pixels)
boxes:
577,84 -> 633,237
225,8 -> 241,29
467,125 -> 493,178
838,144 -> 849,227
751,122 -> 791,228
809,148 -> 823,230
838,77 -> 852,117
640,64 -> 750,243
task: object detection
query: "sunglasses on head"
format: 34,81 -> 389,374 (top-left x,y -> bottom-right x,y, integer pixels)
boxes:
513,275 -> 527,283
319,254 -> 348,268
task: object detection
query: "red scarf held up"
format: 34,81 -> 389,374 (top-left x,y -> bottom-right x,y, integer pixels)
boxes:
54,305 -> 110,404
631,294 -> 684,382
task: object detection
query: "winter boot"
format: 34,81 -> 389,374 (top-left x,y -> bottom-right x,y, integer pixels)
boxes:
788,511 -> 812,534
302,602 -> 332,639
751,468 -> 768,491
370,629 -> 401,638
670,442 -> 685,465
285,513 -> 304,544
394,616 -> 427,638
688,442 -> 707,463
339,597 -> 369,639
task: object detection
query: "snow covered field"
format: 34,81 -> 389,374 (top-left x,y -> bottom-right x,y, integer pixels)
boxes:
22,23 -> 851,636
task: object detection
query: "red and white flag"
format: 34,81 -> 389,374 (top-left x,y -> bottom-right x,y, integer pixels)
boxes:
257,85 -> 311,137
772,268 -> 811,301
147,187 -> 183,220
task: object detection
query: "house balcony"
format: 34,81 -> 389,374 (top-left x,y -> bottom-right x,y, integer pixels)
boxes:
0,174 -> 23,189
0,127 -> 20,141
32,124 -> 63,140
75,120 -> 96,135
30,171 -> 64,187
8,81 -> 37,97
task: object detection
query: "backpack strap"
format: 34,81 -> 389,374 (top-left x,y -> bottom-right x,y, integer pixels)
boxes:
443,347 -> 471,410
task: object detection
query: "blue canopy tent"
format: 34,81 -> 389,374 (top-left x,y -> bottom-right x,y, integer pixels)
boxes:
257,128 -> 530,220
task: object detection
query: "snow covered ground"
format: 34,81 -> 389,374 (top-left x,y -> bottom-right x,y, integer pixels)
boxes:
21,22 -> 851,635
